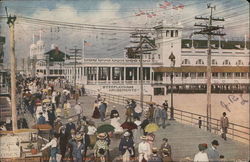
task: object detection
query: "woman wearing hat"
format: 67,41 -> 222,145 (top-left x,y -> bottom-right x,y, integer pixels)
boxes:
193,143 -> 209,162
69,134 -> 85,162
94,133 -> 109,162
92,100 -> 100,119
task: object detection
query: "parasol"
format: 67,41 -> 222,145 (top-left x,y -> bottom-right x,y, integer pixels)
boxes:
42,99 -> 51,103
121,121 -> 137,130
97,124 -> 115,133
42,89 -> 48,93
145,123 -> 159,133
32,124 -> 52,130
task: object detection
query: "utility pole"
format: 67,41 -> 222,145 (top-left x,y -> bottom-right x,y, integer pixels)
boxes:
69,46 -> 82,94
5,7 -> 17,131
194,4 -> 225,131
139,35 -> 143,111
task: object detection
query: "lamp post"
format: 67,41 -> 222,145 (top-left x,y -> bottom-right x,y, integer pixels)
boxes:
169,52 -> 175,120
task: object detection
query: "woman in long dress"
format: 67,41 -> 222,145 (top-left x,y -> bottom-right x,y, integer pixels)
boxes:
92,100 -> 100,119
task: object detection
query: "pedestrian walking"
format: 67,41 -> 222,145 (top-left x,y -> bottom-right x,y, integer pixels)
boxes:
74,102 -> 83,120
119,131 -> 135,162
99,100 -> 107,121
206,140 -> 220,162
194,143 -> 209,162
92,100 -> 100,119
69,134 -> 85,162
94,133 -> 109,162
220,112 -> 229,140
41,133 -> 59,162
138,136 -> 152,162
160,138 -> 172,159
148,147 -> 163,162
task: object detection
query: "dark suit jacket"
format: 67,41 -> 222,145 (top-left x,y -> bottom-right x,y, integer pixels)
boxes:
119,137 -> 134,155
37,116 -> 46,124
69,139 -> 85,159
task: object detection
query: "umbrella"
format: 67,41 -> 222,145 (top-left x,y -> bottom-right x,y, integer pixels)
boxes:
121,121 -> 137,130
32,124 -> 52,130
97,124 -> 115,133
42,89 -> 48,93
145,123 -> 159,133
43,99 -> 51,103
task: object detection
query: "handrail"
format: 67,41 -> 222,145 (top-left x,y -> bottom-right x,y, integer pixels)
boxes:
85,88 -> 250,143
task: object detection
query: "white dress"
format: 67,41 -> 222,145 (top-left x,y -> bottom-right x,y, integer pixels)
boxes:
194,151 -> 209,162
110,117 -> 123,133
138,141 -> 152,162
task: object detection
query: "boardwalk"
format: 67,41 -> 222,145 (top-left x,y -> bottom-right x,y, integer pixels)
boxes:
21,93 -> 249,161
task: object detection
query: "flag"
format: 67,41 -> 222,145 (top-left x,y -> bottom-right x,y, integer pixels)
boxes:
139,10 -> 145,15
178,4 -> 185,9
151,12 -> 157,16
164,1 -> 171,6
84,40 -> 91,46
172,5 -> 178,10
146,12 -> 152,18
135,12 -> 141,16
159,3 -> 167,9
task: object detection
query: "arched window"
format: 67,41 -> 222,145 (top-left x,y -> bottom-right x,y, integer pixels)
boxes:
212,59 -> 217,65
196,59 -> 204,65
236,60 -> 244,66
182,59 -> 191,65
223,60 -> 231,65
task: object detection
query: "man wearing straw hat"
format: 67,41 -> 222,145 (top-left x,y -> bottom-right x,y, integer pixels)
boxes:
138,136 -> 152,162
69,134 -> 85,162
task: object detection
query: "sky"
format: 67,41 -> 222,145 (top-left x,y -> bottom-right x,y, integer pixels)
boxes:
0,0 -> 249,67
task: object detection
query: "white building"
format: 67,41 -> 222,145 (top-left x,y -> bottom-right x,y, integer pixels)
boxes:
34,20 -> 250,96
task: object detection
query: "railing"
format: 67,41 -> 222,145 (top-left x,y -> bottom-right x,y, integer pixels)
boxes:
85,89 -> 250,143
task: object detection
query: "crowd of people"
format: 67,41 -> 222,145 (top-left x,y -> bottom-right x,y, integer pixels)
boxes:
0,75 -> 229,162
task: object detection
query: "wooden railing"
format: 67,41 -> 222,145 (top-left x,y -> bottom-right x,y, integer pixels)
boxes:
85,89 -> 250,143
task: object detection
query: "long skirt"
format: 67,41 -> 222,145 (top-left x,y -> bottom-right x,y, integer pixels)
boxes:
92,107 -> 100,119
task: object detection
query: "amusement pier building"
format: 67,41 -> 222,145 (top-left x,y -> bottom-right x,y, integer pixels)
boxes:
32,21 -> 249,96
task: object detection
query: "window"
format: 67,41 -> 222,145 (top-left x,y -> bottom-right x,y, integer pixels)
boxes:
196,59 -> 204,65
223,60 -> 231,65
236,60 -> 244,66
227,73 -> 232,78
182,59 -> 191,65
171,30 -> 174,37
175,30 -> 178,37
154,88 -> 165,95
166,30 -> 169,37
197,72 -> 204,78
235,72 -> 240,77
212,59 -> 217,65
212,72 -> 218,78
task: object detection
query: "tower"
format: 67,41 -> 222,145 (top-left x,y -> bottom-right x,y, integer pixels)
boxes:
29,34 -> 37,59
36,30 -> 45,59
154,20 -> 183,67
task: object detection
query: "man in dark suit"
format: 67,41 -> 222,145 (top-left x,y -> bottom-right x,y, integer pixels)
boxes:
119,131 -> 135,162
37,112 -> 46,124
206,140 -> 220,162
220,112 -> 229,140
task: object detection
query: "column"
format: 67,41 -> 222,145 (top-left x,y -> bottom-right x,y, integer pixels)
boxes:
110,67 -> 113,84
124,67 -> 126,84
150,68 -> 152,84
132,68 -> 135,84
96,67 -> 99,85
137,67 -> 139,84
119,67 -> 122,83
152,71 -> 154,84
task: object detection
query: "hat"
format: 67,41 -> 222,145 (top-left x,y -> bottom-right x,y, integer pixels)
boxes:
78,102 -> 81,105
198,143 -> 208,151
152,147 -> 158,151
55,117 -> 61,122
70,129 -> 76,134
36,102 -> 42,105
97,133 -> 107,139
211,140 -> 219,146
68,118 -> 73,122
75,134 -> 83,141
163,138 -> 168,142
39,112 -> 43,115
112,106 -> 116,108
123,131 -> 130,137
140,136 -> 147,140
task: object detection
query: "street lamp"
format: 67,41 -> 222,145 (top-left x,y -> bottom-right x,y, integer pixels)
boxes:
169,52 -> 175,120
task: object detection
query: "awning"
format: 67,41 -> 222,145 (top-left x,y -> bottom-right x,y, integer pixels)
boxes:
153,66 -> 250,73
